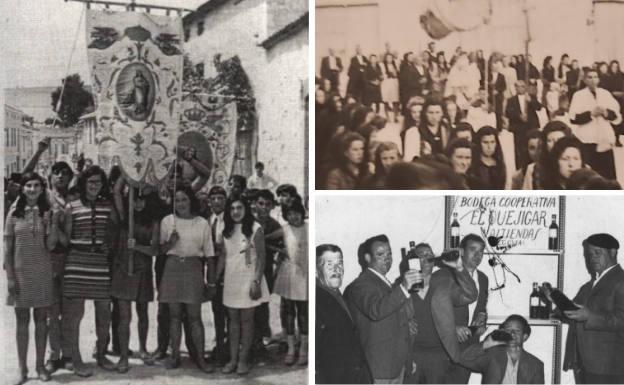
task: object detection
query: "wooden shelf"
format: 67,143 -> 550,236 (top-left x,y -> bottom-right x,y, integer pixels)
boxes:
483,250 -> 562,256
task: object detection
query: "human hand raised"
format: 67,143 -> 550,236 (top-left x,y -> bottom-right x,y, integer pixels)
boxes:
402,270 -> 424,292
456,325 -> 472,343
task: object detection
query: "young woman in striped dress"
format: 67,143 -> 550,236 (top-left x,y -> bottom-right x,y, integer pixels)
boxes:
58,166 -> 119,377
4,172 -> 58,384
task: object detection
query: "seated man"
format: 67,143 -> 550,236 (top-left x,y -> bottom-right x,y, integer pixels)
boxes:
460,314 -> 545,384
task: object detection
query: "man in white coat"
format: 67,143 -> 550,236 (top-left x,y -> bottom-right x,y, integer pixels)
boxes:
569,69 -> 622,179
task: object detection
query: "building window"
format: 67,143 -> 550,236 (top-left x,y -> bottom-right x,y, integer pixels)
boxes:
184,28 -> 190,42
197,21 -> 204,36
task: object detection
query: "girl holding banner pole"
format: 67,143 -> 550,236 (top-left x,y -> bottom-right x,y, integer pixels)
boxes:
158,186 -> 216,373
111,177 -> 160,372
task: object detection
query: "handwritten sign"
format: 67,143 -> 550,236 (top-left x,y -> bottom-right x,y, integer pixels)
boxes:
448,196 -> 561,252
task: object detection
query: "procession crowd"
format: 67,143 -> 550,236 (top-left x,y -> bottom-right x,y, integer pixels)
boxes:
316,43 -> 624,190
316,232 -> 624,384
3,139 -> 308,384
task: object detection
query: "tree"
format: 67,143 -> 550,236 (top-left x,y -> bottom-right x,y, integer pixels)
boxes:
51,74 -> 94,127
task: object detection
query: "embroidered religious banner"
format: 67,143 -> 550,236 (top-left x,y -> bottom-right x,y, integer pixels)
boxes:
86,10 -> 183,186
179,94 -> 238,189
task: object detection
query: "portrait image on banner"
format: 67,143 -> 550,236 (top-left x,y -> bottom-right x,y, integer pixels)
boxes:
86,9 -> 184,186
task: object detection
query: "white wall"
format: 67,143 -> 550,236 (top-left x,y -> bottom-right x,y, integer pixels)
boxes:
316,0 -> 618,78
315,194 -> 624,384
185,0 -> 308,194
261,27 -> 309,197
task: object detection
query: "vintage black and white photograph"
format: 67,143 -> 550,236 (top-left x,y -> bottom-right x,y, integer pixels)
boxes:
315,194 -> 624,384
315,0 -> 624,190
2,0 -> 309,384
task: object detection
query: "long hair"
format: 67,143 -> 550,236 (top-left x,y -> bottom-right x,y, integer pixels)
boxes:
222,197 -> 256,239
12,172 -> 50,218
77,165 -> 110,204
173,186 -> 200,217
543,136 -> 585,189
336,131 -> 367,174
538,121 -> 572,171
471,126 -> 506,182
123,188 -> 161,227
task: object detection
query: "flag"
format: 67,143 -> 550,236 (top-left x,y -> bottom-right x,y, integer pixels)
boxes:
86,9 -> 183,187
420,0 -> 492,40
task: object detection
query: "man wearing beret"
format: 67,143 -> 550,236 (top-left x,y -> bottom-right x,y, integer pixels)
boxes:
562,233 -> 624,384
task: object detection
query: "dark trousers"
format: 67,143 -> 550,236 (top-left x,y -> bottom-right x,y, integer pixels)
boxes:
582,143 -> 616,180
581,371 -> 624,384
405,346 -> 453,384
154,254 -> 196,358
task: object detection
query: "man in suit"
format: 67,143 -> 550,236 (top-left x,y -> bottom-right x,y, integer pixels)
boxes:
449,234 -> 490,383
460,314 -> 545,384
561,233 -> 624,384
316,244 -> 373,384
320,48 -> 343,93
347,45 -> 368,102
569,69 -> 622,179
399,53 -> 427,110
505,80 -> 543,169
344,234 -> 422,384
406,243 -> 478,384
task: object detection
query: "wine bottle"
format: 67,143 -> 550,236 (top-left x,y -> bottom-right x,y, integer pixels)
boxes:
426,249 -> 462,265
530,282 -> 540,319
407,241 -> 424,292
548,214 -> 558,250
451,212 -> 460,248
542,283 -> 579,311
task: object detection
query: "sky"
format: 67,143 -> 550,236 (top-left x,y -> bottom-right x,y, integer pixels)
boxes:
1,0 -> 205,89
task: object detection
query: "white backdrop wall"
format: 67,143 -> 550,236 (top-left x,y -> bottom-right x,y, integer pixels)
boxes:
315,194 -> 624,384
316,0 -> 622,80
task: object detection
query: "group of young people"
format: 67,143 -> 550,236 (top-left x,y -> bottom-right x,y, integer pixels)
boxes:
316,44 -> 624,190
3,139 -> 308,384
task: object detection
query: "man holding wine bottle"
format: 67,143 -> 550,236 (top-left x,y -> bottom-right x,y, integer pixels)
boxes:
344,234 -> 423,384
450,234 -> 489,383
404,242 -> 479,384
558,233 -> 624,384
459,314 -> 545,384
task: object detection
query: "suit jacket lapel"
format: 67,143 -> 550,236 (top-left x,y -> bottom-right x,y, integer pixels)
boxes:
493,349 -> 508,384
588,265 -> 622,300
517,352 -> 532,384
364,269 -> 392,292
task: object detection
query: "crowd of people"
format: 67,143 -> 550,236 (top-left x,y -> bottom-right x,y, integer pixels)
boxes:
3,139 -> 308,384
315,232 -> 624,384
316,43 -> 624,189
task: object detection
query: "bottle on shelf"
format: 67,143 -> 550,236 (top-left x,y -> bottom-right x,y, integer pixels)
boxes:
548,214 -> 559,250
530,282 -> 540,319
451,212 -> 460,248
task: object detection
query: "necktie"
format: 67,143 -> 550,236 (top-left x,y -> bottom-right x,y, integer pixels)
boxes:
211,216 -> 217,244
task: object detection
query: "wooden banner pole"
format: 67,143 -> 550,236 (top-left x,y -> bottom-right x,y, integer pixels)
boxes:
128,187 -> 135,276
